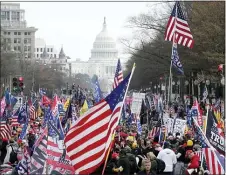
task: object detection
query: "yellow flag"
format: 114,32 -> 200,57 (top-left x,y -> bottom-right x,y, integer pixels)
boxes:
38,105 -> 43,117
216,110 -> 221,124
80,100 -> 88,115
64,98 -> 70,111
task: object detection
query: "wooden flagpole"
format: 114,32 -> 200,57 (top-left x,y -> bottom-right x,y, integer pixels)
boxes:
101,63 -> 136,175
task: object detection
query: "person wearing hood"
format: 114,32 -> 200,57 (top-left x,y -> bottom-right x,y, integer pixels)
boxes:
157,142 -> 177,175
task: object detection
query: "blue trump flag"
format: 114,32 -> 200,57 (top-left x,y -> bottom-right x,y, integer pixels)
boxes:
171,42 -> 184,74
19,121 -> 28,139
18,103 -> 28,124
92,78 -> 103,103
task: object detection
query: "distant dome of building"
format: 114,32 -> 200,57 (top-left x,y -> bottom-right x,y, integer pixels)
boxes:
90,17 -> 118,61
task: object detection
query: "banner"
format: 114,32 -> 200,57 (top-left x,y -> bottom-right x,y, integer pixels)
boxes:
173,118 -> 187,136
131,93 -> 145,114
206,111 -> 224,155
166,118 -> 174,134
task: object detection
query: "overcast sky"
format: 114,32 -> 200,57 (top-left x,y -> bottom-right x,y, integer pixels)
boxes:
18,2 -> 157,62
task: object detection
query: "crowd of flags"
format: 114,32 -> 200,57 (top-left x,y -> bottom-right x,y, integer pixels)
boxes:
0,2 -> 224,175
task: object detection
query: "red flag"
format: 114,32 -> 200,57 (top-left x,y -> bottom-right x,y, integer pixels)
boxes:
41,95 -> 51,106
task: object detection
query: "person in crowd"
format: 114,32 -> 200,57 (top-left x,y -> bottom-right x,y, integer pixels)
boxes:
144,140 -> 154,156
138,158 -> 157,175
0,138 -> 8,164
185,150 -> 200,175
174,139 -> 186,175
117,149 -> 131,175
157,142 -> 177,175
3,138 -> 18,165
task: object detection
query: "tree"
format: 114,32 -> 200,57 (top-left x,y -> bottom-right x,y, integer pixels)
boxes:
123,1 -> 225,90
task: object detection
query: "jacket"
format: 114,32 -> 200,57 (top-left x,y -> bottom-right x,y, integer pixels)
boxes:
157,148 -> 177,172
138,170 -> 157,175
118,155 -> 131,175
187,155 -> 200,169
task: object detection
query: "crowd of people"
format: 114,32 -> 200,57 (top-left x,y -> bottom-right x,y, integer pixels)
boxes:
0,85 -> 224,175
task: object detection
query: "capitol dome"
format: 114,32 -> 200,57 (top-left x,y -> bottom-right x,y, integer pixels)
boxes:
90,17 -> 118,61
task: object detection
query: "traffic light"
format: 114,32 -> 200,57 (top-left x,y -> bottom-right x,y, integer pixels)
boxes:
66,82 -> 69,90
18,77 -> 24,91
72,83 -> 75,90
12,77 -> 18,92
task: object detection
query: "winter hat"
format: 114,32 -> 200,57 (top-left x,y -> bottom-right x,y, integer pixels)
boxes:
187,140 -> 193,147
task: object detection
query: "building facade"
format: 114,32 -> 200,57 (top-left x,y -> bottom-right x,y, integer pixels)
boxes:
1,3 -> 37,58
35,38 -> 70,75
70,17 -> 119,93
35,38 -> 58,59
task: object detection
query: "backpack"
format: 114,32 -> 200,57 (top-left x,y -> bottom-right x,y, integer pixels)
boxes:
156,158 -> 166,173
9,146 -> 18,164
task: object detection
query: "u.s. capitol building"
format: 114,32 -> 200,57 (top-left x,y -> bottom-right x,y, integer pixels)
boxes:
70,17 -> 120,93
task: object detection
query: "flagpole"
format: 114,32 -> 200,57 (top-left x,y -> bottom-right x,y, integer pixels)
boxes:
102,63 -> 136,175
168,3 -> 178,104
201,105 -> 209,166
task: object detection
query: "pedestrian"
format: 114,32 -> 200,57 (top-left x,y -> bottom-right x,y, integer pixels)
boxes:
157,142 -> 177,175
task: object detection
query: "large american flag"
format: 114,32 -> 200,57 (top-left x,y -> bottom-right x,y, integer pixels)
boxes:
113,59 -> 123,89
0,120 -> 12,139
64,73 -> 130,174
165,1 -> 194,48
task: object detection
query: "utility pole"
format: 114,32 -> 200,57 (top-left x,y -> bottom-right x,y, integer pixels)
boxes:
9,73 -> 12,93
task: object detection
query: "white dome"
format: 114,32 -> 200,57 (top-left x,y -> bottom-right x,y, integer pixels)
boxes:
90,17 -> 118,61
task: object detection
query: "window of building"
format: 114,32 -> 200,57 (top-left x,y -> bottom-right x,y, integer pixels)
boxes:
24,32 -> 27,35
37,48 -> 39,52
47,48 -> 49,52
18,46 -> 21,51
4,32 -> 7,35
51,48 -> 53,52
1,11 -> 10,20
14,38 -> 21,43
37,54 -> 39,57
14,46 -> 17,51
28,53 -> 31,58
40,48 -> 43,52
28,32 -> 31,35
14,32 -> 17,35
18,32 -> 21,35
54,54 -> 56,58
28,46 -> 31,51
24,38 -> 27,44
24,46 -> 27,51
8,32 -> 10,35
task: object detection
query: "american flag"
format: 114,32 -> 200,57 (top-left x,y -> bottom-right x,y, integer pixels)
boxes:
46,137 -> 74,174
0,120 -> 12,139
113,59 -> 123,89
149,118 -> 161,138
196,73 -> 205,84
64,73 -> 130,174
165,1 -> 194,48
30,105 -> 38,121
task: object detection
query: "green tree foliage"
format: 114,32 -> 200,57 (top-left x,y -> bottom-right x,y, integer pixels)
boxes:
124,2 -> 225,90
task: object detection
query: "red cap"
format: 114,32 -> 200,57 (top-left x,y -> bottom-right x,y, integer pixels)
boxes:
112,152 -> 119,159
2,138 -> 8,142
186,150 -> 193,157
17,139 -> 22,144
